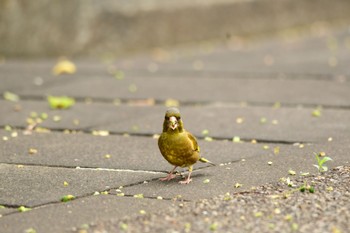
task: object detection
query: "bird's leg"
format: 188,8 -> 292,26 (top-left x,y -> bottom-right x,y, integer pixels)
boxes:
179,166 -> 193,184
160,166 -> 177,181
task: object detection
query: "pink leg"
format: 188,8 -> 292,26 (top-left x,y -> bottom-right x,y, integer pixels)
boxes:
160,166 -> 177,181
179,166 -> 193,184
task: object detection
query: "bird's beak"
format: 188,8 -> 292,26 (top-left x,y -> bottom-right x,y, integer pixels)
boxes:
169,116 -> 178,130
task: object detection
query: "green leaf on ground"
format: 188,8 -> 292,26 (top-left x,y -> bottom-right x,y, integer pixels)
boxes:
165,98 -> 180,107
3,91 -> 20,102
61,194 -> 75,202
203,179 -> 210,184
209,223 -> 218,231
133,193 -> 144,198
201,129 -> 210,136
313,152 -> 332,172
25,228 -> 37,233
47,96 -> 75,109
260,117 -> 267,124
119,222 -> 128,231
18,206 -> 31,212
254,211 -> 263,217
232,136 -> 241,143
312,108 -> 322,117
308,186 -> 315,193
288,170 -> 296,175
53,59 -> 76,75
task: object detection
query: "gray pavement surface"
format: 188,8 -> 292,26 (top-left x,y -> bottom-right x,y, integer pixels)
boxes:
85,166 -> 350,233
1,25 -> 350,232
1,196 -> 171,233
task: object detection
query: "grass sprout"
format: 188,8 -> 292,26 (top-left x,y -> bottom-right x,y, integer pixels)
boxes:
313,152 -> 332,173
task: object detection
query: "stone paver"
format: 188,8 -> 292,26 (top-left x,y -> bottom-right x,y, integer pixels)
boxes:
0,195 -> 172,233
1,101 -> 349,143
0,163 -> 160,207
0,130 -> 168,171
14,75 -> 350,107
120,139 -> 350,200
0,127 -> 347,175
112,27 -> 350,75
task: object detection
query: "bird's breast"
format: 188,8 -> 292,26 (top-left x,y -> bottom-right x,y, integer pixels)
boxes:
158,132 -> 199,167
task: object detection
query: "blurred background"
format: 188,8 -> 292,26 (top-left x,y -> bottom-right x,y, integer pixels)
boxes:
1,0 -> 350,58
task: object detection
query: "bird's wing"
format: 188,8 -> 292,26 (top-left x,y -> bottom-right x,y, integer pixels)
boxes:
186,131 -> 200,152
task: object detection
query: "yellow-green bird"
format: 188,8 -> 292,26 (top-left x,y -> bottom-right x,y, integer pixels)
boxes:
158,107 -> 214,184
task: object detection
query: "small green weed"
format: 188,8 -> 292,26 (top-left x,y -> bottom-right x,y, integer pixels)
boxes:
313,152 -> 332,172
299,182 -> 314,193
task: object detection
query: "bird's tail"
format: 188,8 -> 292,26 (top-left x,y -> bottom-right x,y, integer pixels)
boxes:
199,157 -> 215,166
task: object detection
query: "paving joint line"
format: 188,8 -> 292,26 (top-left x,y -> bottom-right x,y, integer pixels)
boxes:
0,204 -> 21,209
0,162 -> 166,174
122,69 -> 349,82
5,94 -> 350,110
0,177 -> 176,218
1,124 -> 309,145
116,193 -> 191,202
0,160 -> 236,176
0,159 -> 267,217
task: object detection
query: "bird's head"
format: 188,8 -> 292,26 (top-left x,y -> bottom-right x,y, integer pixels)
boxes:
163,107 -> 184,133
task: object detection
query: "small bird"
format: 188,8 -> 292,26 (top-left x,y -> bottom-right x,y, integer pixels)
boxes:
158,107 -> 214,184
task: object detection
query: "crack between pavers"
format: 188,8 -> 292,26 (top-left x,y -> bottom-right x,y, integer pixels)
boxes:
115,194 -> 191,202
0,160 -> 232,177
7,94 -> 350,110
0,177 -> 178,218
196,136 -> 307,145
0,159 -> 246,217
1,124 -> 309,146
76,167 -> 164,174
125,69 -> 348,82
0,164 -> 236,214
240,101 -> 350,110
0,162 -> 166,174
0,204 -> 22,209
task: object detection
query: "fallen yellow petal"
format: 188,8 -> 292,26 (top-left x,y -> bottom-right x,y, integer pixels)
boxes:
53,59 -> 76,75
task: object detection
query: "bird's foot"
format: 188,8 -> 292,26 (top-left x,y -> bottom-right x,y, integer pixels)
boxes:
159,173 -> 176,181
179,178 -> 192,184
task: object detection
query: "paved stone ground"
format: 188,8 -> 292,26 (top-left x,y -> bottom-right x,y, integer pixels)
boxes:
80,166 -> 350,233
0,24 -> 350,233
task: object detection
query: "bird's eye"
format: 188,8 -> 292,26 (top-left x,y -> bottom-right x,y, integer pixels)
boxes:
165,116 -> 170,120
176,116 -> 181,120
